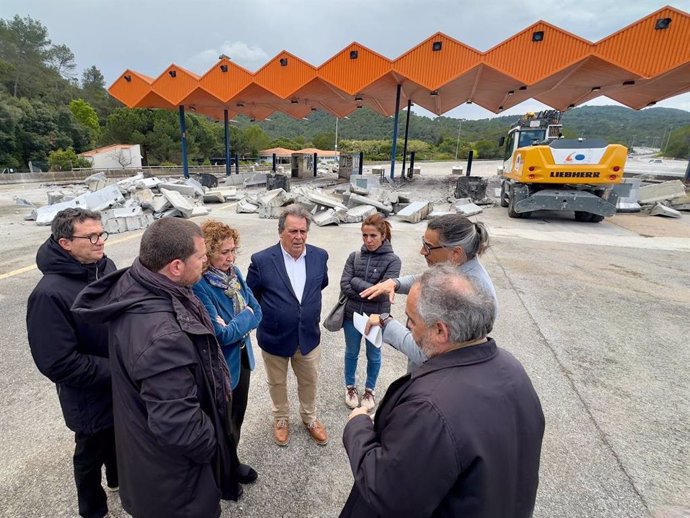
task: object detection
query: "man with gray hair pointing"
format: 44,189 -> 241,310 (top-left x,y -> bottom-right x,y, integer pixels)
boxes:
341,265 -> 544,518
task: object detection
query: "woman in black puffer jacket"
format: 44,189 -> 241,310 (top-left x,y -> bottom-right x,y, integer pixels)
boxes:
339,213 -> 401,411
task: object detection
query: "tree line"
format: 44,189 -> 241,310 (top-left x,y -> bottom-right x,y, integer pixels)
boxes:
1,14 -> 689,172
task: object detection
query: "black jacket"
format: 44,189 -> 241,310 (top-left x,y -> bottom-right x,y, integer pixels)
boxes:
341,339 -> 545,518
72,263 -> 240,518
339,241 -> 401,320
26,237 -> 116,435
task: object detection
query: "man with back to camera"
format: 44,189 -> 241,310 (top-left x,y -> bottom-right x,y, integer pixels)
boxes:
341,265 -> 545,518
26,208 -> 118,518
246,204 -> 330,446
72,218 -> 240,518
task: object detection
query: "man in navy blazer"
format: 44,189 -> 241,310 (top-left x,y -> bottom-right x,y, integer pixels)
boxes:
247,204 -> 329,446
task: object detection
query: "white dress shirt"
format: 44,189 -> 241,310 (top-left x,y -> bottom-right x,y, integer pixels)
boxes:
280,245 -> 307,303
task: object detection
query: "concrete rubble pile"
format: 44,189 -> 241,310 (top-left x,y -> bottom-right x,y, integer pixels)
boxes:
25,171 -> 241,233
636,179 -> 689,219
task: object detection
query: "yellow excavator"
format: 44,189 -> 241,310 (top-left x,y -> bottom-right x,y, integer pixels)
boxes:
498,110 -> 628,222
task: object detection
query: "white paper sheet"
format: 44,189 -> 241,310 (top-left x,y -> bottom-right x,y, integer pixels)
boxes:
353,312 -> 382,348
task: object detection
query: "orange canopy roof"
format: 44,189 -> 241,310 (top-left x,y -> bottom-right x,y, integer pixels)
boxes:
109,6 -> 690,119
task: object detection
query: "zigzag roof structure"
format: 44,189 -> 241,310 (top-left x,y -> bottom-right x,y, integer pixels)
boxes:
109,6 -> 690,120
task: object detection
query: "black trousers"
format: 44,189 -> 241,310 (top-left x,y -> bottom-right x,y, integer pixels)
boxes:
73,426 -> 118,518
231,347 -> 251,446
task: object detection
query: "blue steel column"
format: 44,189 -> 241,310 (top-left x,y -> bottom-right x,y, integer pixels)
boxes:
401,99 -> 412,178
389,84 -> 402,179
179,105 -> 189,178
224,109 -> 231,176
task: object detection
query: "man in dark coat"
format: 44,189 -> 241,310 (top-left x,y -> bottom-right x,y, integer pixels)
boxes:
246,204 -> 329,446
72,218 -> 240,518
26,208 -> 117,518
341,264 -> 545,518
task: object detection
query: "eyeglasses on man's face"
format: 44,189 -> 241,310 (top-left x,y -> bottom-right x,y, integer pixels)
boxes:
71,232 -> 109,244
421,238 -> 445,255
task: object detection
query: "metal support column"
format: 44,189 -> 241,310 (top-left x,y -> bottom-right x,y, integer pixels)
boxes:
401,99 -> 412,178
684,159 -> 690,184
224,109 -> 231,176
389,84 -> 402,179
358,152 -> 364,175
466,150 -> 474,176
234,154 -> 239,175
272,153 -> 277,173
179,105 -> 189,178
313,153 -> 318,177
409,151 -> 416,178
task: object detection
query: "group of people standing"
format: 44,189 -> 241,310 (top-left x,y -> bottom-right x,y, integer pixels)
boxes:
26,203 -> 545,518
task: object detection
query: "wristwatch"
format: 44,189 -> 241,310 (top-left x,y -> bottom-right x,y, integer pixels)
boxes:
379,313 -> 393,328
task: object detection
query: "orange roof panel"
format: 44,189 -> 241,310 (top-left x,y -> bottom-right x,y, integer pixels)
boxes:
254,51 -> 317,99
318,43 -> 393,96
109,70 -> 154,107
200,58 -> 253,103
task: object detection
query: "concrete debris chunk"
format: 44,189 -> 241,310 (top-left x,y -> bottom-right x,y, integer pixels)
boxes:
132,188 -> 154,208
313,208 -> 340,227
149,195 -> 171,213
158,182 -> 197,198
83,185 -> 126,212
371,166 -> 385,176
670,194 -> 690,211
649,203 -> 681,218
157,208 -> 182,219
245,173 -> 268,187
452,166 -> 464,175
453,198 -> 483,216
266,173 -> 290,192
160,188 -> 194,218
348,192 -> 392,213
396,201 -> 433,223
258,205 -> 283,219
203,191 -> 226,203
116,173 -> 144,192
35,199 -> 81,225
134,177 -> 162,189
343,205 -> 378,223
397,192 -> 411,203
84,172 -> 108,191
191,206 -> 211,217
13,196 -> 35,207
259,188 -> 293,207
616,178 -> 641,213
236,200 -> 259,213
185,177 -> 206,197
306,191 -> 348,211
637,180 -> 686,204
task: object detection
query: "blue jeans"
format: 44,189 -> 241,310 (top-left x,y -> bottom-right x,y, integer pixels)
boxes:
343,319 -> 381,391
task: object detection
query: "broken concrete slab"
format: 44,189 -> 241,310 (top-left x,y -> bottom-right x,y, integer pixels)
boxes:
428,210 -> 455,219
350,183 -> 369,196
616,178 -> 641,213
453,198 -> 483,216
452,166 -> 464,175
396,201 -> 433,223
148,195 -> 171,213
160,188 -> 194,218
158,182 -> 197,197
348,193 -> 392,213
156,208 -> 183,219
191,206 -> 210,217
13,196 -> 35,207
116,173 -> 144,192
306,191 -> 348,211
203,191 -> 226,203
132,188 -> 154,208
84,172 -> 108,191
185,177 -> 206,197
266,173 -> 290,192
670,194 -> 690,207
343,205 -> 378,223
397,192 -> 412,203
84,185 -> 127,212
258,205 -> 283,219
35,199 -> 79,225
236,200 -> 259,213
134,177 -> 162,190
245,173 -> 268,187
650,203 -> 682,218
638,180 -> 686,204
259,188 -> 294,207
313,208 -> 340,227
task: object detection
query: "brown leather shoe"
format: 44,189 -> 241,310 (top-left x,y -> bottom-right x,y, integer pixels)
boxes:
305,420 -> 328,445
274,418 -> 289,446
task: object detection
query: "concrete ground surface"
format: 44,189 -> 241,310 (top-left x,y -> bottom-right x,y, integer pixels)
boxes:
0,161 -> 688,517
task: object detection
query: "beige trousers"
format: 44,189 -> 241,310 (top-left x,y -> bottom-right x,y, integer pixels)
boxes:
262,347 -> 321,425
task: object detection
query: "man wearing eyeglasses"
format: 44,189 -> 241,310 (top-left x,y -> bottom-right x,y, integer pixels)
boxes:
27,208 -> 117,518
361,214 -> 497,371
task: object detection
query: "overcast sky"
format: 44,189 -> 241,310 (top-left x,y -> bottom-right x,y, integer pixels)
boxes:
2,0 -> 689,119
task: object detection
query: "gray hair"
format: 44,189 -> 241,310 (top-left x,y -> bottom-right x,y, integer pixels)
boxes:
427,214 -> 489,259
278,204 -> 312,233
416,264 -> 495,344
139,218 -> 202,272
51,208 -> 102,241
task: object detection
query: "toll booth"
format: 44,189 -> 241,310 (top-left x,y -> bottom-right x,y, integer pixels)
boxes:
291,153 -> 314,179
338,153 -> 362,179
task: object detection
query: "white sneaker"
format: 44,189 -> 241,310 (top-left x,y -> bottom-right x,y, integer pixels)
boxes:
361,389 -> 376,411
345,386 -> 359,409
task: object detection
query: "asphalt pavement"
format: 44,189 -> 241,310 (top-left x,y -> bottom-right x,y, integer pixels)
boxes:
0,164 -> 688,517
